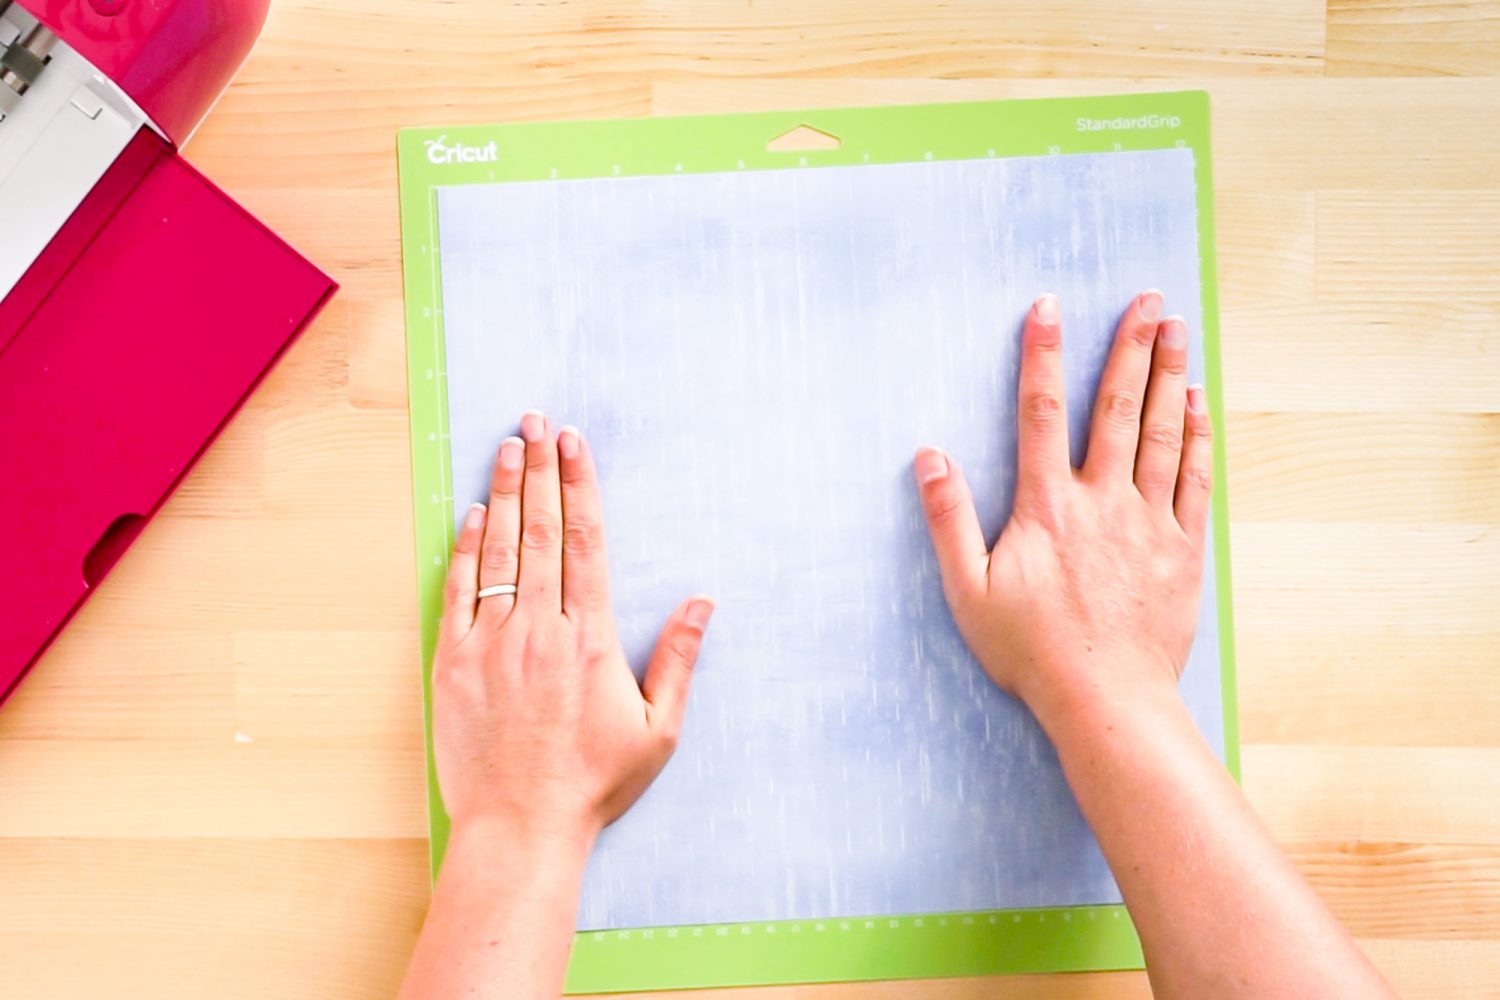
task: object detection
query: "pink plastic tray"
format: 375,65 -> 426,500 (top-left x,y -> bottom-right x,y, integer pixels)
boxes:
0,129 -> 336,703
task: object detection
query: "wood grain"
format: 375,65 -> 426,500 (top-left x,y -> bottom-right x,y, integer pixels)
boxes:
1,0 -> 1497,997
1328,0 -> 1500,76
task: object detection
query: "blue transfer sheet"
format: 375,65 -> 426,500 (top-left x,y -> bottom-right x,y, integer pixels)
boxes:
435,148 -> 1223,930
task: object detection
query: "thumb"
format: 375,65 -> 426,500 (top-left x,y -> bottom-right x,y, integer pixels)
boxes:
643,596 -> 715,749
913,447 -> 988,605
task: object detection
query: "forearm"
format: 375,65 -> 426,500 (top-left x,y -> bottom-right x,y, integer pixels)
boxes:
399,817 -> 593,1000
1032,677 -> 1393,1000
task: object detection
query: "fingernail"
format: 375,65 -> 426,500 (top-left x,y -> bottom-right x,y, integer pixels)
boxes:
557,425 -> 581,460
1160,315 -> 1188,350
684,597 -> 715,631
913,447 -> 948,484
1139,289 -> 1163,323
498,436 -> 524,470
519,410 -> 545,443
1033,293 -> 1060,327
1187,384 -> 1207,413
464,503 -> 486,530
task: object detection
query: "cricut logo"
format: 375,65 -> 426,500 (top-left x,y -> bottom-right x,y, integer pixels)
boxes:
425,136 -> 499,165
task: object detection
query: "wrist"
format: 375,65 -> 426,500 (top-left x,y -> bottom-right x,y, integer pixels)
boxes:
444,810 -> 598,881
1020,663 -> 1185,744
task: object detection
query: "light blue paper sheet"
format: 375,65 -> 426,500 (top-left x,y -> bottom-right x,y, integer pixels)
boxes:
435,148 -> 1222,931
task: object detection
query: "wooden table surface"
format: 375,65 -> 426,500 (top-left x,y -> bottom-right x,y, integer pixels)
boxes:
3,1 -> 1499,997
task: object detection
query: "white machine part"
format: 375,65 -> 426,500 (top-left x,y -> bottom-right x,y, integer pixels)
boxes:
0,0 -> 154,299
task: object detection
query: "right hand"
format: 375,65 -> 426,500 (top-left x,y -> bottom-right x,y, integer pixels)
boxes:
912,291 -> 1214,717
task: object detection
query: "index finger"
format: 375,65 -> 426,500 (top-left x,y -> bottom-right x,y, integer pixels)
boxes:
1015,293 -> 1071,505
558,426 -> 613,618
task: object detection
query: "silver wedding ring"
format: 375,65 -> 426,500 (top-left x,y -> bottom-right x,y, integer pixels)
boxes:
476,584 -> 519,599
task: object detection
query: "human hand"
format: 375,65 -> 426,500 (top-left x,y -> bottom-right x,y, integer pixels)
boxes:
913,291 -> 1213,720
432,411 -> 714,849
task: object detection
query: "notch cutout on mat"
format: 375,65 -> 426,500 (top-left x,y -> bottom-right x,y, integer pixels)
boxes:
766,124 -> 841,152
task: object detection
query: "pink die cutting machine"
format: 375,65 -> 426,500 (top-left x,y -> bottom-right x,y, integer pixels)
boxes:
0,0 -> 337,704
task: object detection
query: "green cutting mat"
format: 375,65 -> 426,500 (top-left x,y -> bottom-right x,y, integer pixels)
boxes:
396,90 -> 1237,993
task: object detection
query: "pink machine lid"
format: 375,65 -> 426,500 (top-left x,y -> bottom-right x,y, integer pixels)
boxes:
27,0 -> 270,143
0,129 -> 336,703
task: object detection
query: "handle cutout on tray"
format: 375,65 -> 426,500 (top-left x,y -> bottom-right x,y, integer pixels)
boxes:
84,513 -> 146,588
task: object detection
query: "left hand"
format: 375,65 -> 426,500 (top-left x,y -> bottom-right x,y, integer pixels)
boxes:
431,411 -> 715,849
